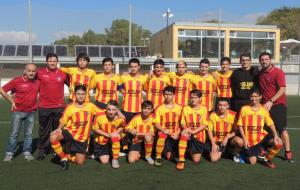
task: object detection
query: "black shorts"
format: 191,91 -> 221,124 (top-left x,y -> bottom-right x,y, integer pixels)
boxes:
95,101 -> 107,109
231,99 -> 250,114
269,104 -> 287,134
94,142 -> 111,158
209,137 -> 234,153
121,110 -> 139,123
62,129 -> 87,154
188,136 -> 210,154
129,142 -> 143,152
164,136 -> 179,153
246,134 -> 273,157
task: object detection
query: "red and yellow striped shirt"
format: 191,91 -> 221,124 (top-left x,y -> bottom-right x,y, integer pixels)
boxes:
181,105 -> 209,143
154,104 -> 182,135
60,67 -> 96,102
93,114 -> 125,145
145,74 -> 171,108
212,70 -> 233,98
237,105 -> 274,146
60,103 -> 101,142
121,74 -> 147,113
166,72 -> 193,106
191,74 -> 216,111
126,114 -> 155,144
90,73 -> 121,104
208,110 -> 236,143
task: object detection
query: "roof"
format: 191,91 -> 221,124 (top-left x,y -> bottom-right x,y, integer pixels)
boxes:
173,22 -> 278,29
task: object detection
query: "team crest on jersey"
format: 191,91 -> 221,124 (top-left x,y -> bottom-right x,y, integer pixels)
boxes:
57,77 -> 62,82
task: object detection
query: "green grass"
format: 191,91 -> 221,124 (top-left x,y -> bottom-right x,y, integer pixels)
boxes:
0,97 -> 300,190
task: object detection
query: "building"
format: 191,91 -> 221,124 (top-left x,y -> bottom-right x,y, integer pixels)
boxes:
150,22 -> 280,63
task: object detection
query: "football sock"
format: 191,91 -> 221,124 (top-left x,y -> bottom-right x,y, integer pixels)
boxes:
178,135 -> 188,162
266,144 -> 282,160
144,142 -> 153,158
156,132 -> 167,159
112,137 -> 121,160
51,140 -> 67,160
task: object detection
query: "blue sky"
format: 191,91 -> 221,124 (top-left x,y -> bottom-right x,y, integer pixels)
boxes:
0,0 -> 299,44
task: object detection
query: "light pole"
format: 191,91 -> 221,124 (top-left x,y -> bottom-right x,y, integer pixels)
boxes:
28,0 -> 32,63
141,37 -> 150,47
162,8 -> 174,34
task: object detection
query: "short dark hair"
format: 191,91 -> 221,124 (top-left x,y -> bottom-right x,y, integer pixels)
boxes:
176,60 -> 187,68
129,58 -> 140,66
163,85 -> 175,94
199,58 -> 210,66
46,53 -> 58,62
102,57 -> 113,65
220,57 -> 231,65
218,97 -> 230,104
76,53 -> 90,64
250,88 -> 261,96
240,53 -> 251,60
74,85 -> 87,93
106,100 -> 119,108
190,89 -> 202,98
259,52 -> 272,60
153,59 -> 164,66
141,100 -> 153,109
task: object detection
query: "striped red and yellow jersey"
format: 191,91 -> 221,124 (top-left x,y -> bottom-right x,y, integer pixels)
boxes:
191,74 -> 216,111
237,105 -> 274,147
154,103 -> 182,135
93,114 -> 125,145
60,67 -> 96,102
125,114 -> 155,144
166,72 -> 194,106
212,70 -> 233,98
181,105 -> 209,143
60,103 -> 101,142
121,74 -> 147,113
145,74 -> 171,108
208,110 -> 236,143
90,73 -> 121,104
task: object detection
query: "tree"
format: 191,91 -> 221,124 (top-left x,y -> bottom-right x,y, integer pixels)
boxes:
256,7 -> 300,40
105,19 -> 151,46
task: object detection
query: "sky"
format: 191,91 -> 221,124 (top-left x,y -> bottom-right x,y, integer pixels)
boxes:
0,0 -> 299,44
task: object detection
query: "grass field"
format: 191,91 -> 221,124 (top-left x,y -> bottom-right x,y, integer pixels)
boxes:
0,97 -> 299,190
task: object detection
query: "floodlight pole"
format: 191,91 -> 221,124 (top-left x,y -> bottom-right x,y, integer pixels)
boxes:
218,8 -> 222,65
298,45 -> 300,96
28,0 -> 33,63
163,8 -> 173,34
128,4 -> 132,58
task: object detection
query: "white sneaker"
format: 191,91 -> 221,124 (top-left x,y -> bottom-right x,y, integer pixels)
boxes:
23,152 -> 34,161
145,157 -> 154,165
3,152 -> 13,162
233,154 -> 240,163
112,159 -> 120,169
119,152 -> 126,157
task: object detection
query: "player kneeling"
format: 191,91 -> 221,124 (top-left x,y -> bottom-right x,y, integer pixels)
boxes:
154,86 -> 182,167
176,89 -> 210,170
50,85 -> 101,171
126,101 -> 155,164
93,100 -> 125,169
238,89 -> 283,168
207,98 -> 243,162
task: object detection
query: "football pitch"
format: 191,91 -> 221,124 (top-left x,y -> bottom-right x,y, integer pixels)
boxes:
0,97 -> 299,190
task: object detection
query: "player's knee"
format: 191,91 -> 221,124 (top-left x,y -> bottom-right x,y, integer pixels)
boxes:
144,135 -> 153,143
76,158 -> 86,165
100,156 -> 109,164
210,154 -> 220,163
249,157 -> 257,165
128,156 -> 137,164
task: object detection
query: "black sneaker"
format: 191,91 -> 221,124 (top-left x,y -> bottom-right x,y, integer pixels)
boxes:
60,160 -> 69,171
37,152 -> 47,161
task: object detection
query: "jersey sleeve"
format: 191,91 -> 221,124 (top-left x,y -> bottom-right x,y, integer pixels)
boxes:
93,116 -> 101,130
2,78 -> 16,92
276,69 -> 286,87
180,107 -> 187,126
59,67 -> 70,74
237,107 -> 246,127
90,77 -> 97,89
208,114 -> 214,132
60,107 -> 71,125
153,107 -> 161,124
201,108 -> 209,126
264,109 -> 275,126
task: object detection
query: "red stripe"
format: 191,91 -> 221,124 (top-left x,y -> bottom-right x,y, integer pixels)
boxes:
165,112 -> 170,130
101,80 -> 107,103
175,78 -> 180,104
135,81 -> 140,112
206,81 -> 210,110
182,79 -> 188,106
216,121 -> 220,142
96,82 -> 101,101
75,74 -> 81,85
158,80 -> 164,105
73,112 -> 81,137
122,82 -> 127,110
111,81 -> 117,101
248,115 -> 253,146
83,75 -> 89,86
257,115 -> 262,143
128,81 -> 133,112
151,80 -> 156,105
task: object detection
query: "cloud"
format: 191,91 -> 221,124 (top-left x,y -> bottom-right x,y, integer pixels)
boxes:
52,31 -> 83,40
0,31 -> 38,44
